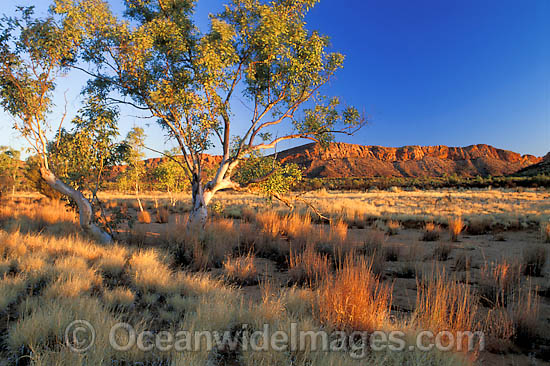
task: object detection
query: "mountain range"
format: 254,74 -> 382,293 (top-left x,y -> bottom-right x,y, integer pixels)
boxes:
133,143 -> 543,179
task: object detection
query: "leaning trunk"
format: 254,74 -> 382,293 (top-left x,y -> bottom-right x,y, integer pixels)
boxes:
40,167 -> 112,244
189,174 -> 208,227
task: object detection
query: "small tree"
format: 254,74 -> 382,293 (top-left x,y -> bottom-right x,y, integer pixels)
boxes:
56,0 -> 365,225
120,126 -> 146,212
0,146 -> 21,197
0,7 -> 112,242
49,95 -> 126,231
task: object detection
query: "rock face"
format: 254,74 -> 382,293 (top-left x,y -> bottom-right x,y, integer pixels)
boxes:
514,151 -> 550,177
275,143 -> 542,178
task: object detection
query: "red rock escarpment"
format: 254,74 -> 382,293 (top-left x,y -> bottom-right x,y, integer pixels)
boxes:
275,143 -> 541,178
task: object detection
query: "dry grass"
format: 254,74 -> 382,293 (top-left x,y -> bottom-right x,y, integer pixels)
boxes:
386,219 -> 401,235
223,253 -> 259,285
0,198 -> 77,235
508,283 -> 541,346
414,269 -> 480,337
482,308 -> 515,352
156,207 -> 170,223
8,297 -> 125,364
1,192 -> 548,365
128,249 -> 176,293
256,211 -> 283,238
288,246 -> 331,285
125,224 -> 148,246
102,287 -> 135,308
541,221 -> 550,243
166,218 -> 240,270
433,242 -> 452,261
467,216 -> 494,235
522,246 -> 547,277
448,216 -> 464,242
95,245 -> 127,277
284,212 -> 313,249
0,275 -> 27,311
479,259 -> 521,307
137,210 -> 151,224
317,256 -> 392,332
453,252 -> 471,271
422,222 -> 441,241
362,229 -> 386,256
329,219 -> 348,243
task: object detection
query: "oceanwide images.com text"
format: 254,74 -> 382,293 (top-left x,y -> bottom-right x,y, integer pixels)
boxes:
66,320 -> 485,358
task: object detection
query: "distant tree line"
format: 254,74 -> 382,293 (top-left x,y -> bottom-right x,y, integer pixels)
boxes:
294,174 -> 550,191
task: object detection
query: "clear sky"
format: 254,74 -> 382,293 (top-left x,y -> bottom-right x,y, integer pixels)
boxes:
1,0 -> 549,157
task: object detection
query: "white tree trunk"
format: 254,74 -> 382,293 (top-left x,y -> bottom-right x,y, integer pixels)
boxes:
40,167 -> 112,244
189,178 -> 208,227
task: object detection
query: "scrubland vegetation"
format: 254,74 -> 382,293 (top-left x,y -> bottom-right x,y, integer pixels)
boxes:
0,188 -> 548,366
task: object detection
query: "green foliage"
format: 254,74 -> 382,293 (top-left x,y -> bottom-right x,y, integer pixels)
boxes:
0,146 -> 20,194
117,127 -> 146,193
54,0 -> 363,208
48,95 -> 124,193
23,155 -> 62,200
236,154 -> 302,197
0,7 -> 77,157
152,152 -> 190,193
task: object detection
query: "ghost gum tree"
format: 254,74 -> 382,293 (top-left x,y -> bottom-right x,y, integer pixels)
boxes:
55,0 -> 364,224
0,7 -> 113,243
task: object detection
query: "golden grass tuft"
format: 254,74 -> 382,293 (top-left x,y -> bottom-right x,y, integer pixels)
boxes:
17,255 -> 47,273
0,275 -> 27,311
479,259 -> 521,307
329,219 -> 348,243
284,212 -> 313,249
317,256 -> 392,332
223,253 -> 259,285
8,297 -> 122,362
137,210 -> 152,224
128,249 -> 175,293
448,216 -> 464,242
96,246 -> 127,277
289,246 -> 331,285
467,216 -> 494,235
256,211 -> 283,238
414,269 -> 480,337
386,219 -> 401,235
44,256 -> 102,298
103,287 -> 135,308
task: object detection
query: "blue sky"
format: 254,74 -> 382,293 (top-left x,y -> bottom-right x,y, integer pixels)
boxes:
1,0 -> 548,157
